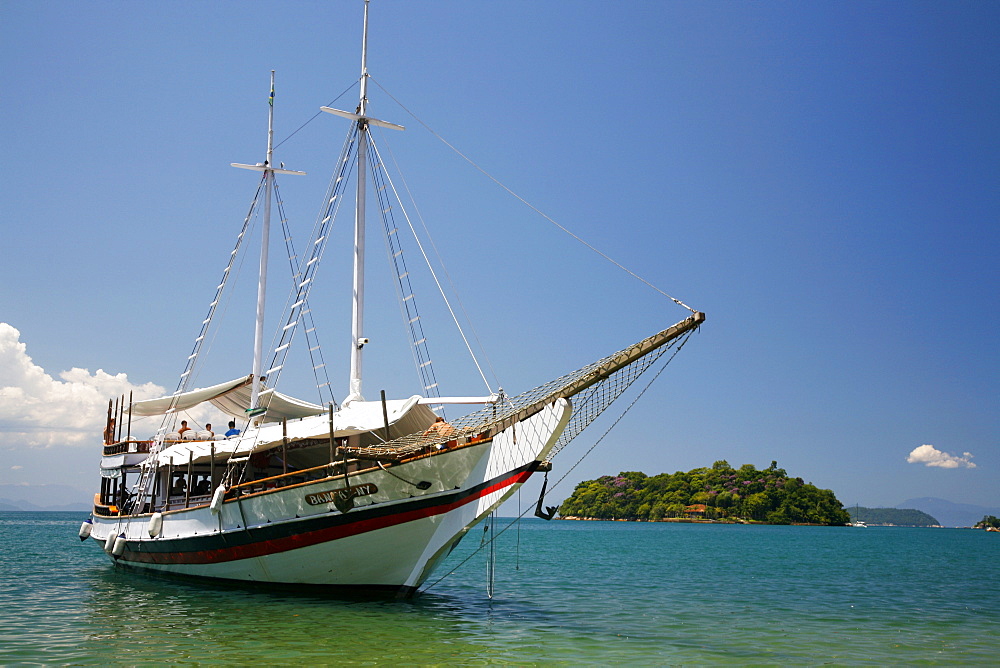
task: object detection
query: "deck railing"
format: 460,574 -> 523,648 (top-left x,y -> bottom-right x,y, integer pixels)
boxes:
102,440 -> 152,456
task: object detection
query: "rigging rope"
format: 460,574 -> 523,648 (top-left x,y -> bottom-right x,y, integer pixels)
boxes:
344,312 -> 702,461
367,139 -> 443,406
272,82 -> 357,152
367,133 -> 495,395
255,126 -> 356,406
272,180 -> 336,407
224,126 -> 358,486
419,326 -> 696,594
130,181 -> 264,511
369,76 -> 696,314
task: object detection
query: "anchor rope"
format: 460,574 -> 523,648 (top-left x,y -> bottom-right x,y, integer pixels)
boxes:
486,512 -> 496,598
515,487 -> 522,571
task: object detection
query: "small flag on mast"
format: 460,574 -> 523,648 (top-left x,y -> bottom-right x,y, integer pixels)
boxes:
269,84 -> 274,107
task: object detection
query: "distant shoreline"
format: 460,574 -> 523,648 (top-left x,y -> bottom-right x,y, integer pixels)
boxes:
0,506 -> 91,513
557,516 -> 948,528
558,515 -> 821,526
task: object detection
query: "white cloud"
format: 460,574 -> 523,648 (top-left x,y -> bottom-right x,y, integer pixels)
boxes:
10,465 -> 23,470
906,444 -> 976,469
0,323 -> 166,448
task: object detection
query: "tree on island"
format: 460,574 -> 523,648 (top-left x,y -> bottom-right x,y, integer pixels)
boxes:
559,460 -> 850,526
974,515 -> 1000,529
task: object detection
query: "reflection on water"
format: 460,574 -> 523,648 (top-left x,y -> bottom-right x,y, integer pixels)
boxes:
2,512 -> 999,664
0,512 -> 562,664
79,566 -> 511,664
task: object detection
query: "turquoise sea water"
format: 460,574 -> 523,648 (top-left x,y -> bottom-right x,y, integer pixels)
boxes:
1,512 -> 998,665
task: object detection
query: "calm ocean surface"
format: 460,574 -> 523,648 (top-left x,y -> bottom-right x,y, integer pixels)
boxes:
1,512 -> 997,665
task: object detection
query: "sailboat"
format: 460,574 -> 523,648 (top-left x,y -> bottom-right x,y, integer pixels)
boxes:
80,2 -> 705,595
850,504 -> 867,527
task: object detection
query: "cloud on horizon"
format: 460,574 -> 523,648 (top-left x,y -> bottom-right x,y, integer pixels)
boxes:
0,323 -> 165,448
906,444 -> 976,469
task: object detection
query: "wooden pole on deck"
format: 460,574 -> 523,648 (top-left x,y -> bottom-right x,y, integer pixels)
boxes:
116,395 -> 123,442
112,397 -> 119,444
105,399 -> 113,445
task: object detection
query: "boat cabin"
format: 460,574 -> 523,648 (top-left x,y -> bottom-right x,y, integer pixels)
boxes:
95,386 -> 459,518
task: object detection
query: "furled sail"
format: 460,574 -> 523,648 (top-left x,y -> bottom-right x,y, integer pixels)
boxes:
130,375 -> 327,422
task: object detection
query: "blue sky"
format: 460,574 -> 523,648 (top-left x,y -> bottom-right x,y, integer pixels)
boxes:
1,1 -> 997,512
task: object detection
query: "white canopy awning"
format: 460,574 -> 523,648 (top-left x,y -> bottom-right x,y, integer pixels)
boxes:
130,375 -> 327,423
208,383 -> 327,422
130,377 -> 251,416
149,396 -> 437,467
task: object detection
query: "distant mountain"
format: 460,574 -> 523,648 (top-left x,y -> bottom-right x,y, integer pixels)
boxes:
0,483 -> 92,512
897,497 -> 1000,528
0,498 -> 92,512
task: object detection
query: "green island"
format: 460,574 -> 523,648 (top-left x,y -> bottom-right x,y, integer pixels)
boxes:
558,460 -> 850,525
848,507 -> 940,527
974,515 -> 1000,530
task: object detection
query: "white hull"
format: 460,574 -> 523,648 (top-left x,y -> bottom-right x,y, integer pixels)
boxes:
89,399 -> 570,593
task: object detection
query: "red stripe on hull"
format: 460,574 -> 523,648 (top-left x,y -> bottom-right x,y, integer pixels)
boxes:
125,468 -> 532,566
